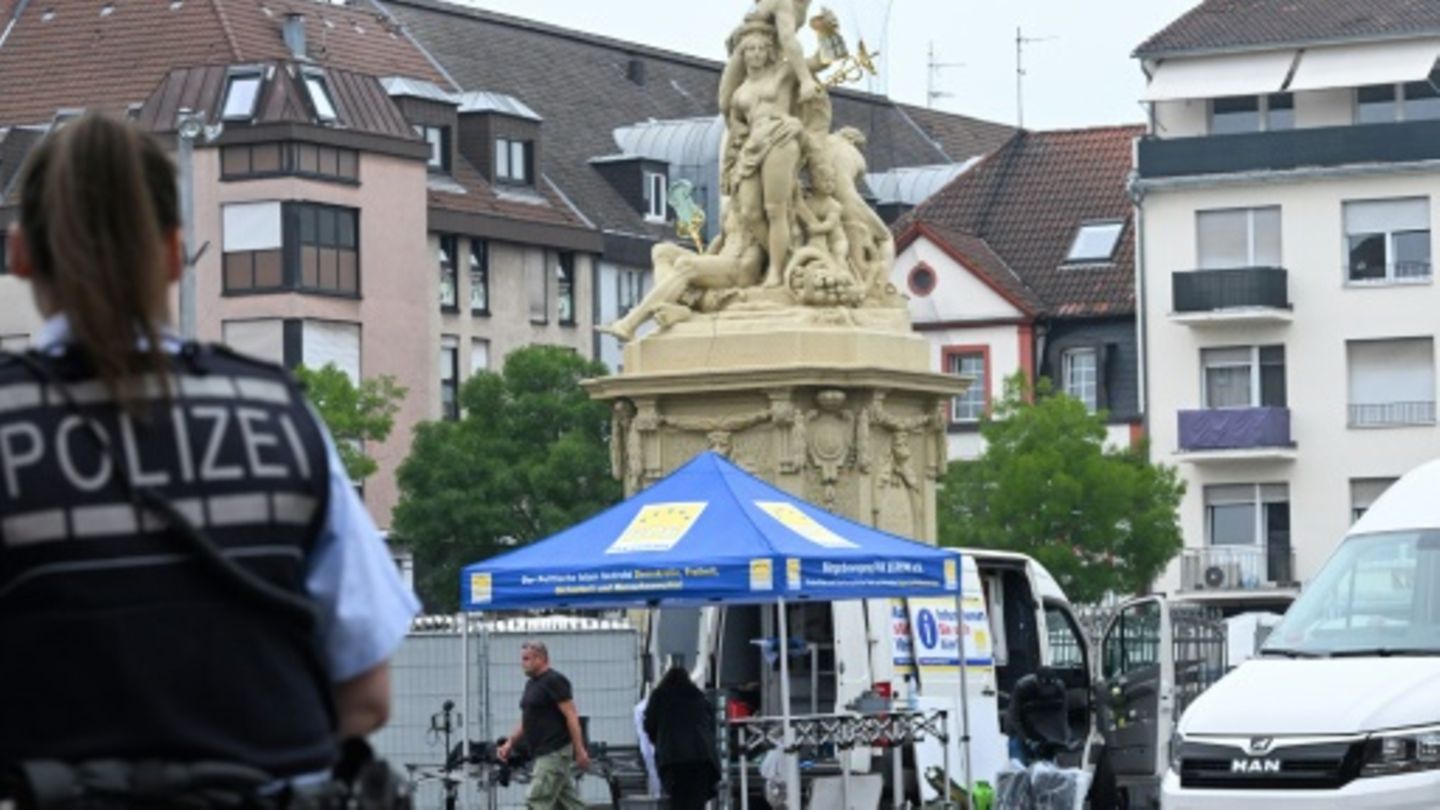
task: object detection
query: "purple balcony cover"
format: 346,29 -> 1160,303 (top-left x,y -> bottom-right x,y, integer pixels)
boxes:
1179,407 -> 1291,451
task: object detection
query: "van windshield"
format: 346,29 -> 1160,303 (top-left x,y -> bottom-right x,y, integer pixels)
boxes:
1263,530 -> 1440,657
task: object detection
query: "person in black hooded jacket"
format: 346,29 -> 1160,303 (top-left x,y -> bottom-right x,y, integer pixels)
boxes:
642,666 -> 721,810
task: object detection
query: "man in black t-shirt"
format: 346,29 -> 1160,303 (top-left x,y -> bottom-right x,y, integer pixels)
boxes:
498,640 -> 589,809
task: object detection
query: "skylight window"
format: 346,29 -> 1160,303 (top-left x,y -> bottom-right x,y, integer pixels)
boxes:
1065,220 -> 1124,263
303,73 -> 338,122
221,72 -> 263,121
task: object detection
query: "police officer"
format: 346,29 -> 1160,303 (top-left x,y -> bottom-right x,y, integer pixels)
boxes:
0,114 -> 418,802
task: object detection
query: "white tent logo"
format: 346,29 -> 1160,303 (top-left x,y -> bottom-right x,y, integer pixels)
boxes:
755,501 -> 858,549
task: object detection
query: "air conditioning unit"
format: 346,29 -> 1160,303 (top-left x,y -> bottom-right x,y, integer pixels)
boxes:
1186,559 -> 1242,591
1200,561 -> 1242,591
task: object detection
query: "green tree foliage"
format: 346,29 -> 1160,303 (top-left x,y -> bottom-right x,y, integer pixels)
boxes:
938,373 -> 1184,604
293,364 -> 407,483
393,345 -> 621,612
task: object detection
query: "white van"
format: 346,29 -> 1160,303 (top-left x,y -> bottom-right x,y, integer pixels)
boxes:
646,548 -> 1097,802
1161,458 -> 1440,808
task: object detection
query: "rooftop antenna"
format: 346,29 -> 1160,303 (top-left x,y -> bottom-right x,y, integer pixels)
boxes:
926,41 -> 965,108
1016,26 -> 1055,128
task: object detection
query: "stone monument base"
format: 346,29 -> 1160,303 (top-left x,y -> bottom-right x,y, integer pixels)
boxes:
586,311 -> 965,542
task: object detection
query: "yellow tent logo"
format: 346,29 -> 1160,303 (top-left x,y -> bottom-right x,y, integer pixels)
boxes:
755,501 -> 858,549
606,502 -> 708,554
750,558 -> 774,591
470,573 -> 493,605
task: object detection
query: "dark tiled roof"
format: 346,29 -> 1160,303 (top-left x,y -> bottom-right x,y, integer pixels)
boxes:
1135,0 -> 1440,57
381,0 -> 1013,242
0,0 -> 448,125
429,152 -> 592,231
898,125 -> 1143,319
895,104 -> 1017,163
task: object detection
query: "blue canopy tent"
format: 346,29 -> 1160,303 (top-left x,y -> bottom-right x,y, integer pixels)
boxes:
459,451 -> 973,806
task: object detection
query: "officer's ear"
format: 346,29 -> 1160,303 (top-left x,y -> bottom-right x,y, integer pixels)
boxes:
164,227 -> 184,284
7,224 -> 34,280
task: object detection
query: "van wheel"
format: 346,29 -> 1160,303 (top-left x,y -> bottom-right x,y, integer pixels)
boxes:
1089,748 -> 1120,810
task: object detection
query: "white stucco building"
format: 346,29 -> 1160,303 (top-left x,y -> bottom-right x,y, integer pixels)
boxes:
1134,0 -> 1440,609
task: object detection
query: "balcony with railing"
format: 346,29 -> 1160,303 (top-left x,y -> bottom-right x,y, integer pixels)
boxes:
1181,546 -> 1297,595
1349,401 -> 1438,428
1178,407 -> 1296,462
1171,267 -> 1292,326
1137,118 -> 1440,181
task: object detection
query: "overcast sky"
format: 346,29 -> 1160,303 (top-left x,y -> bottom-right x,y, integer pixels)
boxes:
451,0 -> 1198,130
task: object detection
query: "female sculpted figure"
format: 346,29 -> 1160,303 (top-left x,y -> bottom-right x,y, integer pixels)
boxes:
724,25 -> 805,288
600,203 -> 764,341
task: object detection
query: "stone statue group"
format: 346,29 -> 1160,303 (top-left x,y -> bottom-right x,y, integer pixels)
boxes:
601,0 -> 900,341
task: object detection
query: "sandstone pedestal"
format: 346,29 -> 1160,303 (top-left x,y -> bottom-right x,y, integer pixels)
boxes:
585,309 -> 967,541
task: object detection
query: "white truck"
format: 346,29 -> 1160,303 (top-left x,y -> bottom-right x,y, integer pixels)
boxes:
1160,458 -> 1440,809
646,548 -> 1100,804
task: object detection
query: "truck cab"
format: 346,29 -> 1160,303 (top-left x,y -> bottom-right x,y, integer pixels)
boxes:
1161,458 -> 1440,809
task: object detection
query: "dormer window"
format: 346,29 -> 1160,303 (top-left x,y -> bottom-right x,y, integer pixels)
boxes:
1065,220 -> 1124,264
496,137 -> 532,184
415,125 -> 450,173
221,69 -> 264,121
644,170 -> 668,222
302,71 -> 338,122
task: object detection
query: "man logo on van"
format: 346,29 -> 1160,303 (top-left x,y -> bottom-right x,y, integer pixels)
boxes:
1248,737 -> 1275,755
1230,758 -> 1281,774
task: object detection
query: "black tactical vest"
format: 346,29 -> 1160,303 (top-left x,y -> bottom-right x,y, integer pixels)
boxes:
0,344 -> 337,776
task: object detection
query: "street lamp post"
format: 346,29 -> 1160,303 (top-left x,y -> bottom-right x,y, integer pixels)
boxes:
174,109 -> 208,341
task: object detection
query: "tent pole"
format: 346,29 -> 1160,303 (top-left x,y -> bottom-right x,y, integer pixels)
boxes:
778,597 -> 799,810
954,591 -> 974,806
460,609 -> 471,810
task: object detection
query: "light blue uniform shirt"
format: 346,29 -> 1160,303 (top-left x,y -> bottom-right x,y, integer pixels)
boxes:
31,316 -> 421,682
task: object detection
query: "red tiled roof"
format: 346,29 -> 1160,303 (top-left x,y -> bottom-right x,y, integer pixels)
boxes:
897,124 -> 1143,319
1136,0 -> 1440,57
0,0 -> 448,125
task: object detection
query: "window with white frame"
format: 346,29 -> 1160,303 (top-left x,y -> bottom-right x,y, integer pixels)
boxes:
221,70 -> 263,121
438,235 -> 458,312
1197,206 -> 1282,269
1351,477 -> 1399,523
1346,337 -> 1436,427
1205,483 -> 1289,547
1209,94 -> 1294,135
1202,345 -> 1286,409
495,137 -> 532,184
470,338 -> 491,376
1062,348 -> 1098,412
301,71 -> 338,122
1344,197 -> 1432,283
1065,221 -> 1124,263
1357,69 -> 1440,124
947,349 -> 987,423
440,335 -> 459,421
645,171 -> 668,222
414,125 -> 450,173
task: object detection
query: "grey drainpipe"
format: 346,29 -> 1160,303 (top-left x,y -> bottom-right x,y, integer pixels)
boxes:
1127,145 -> 1150,452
